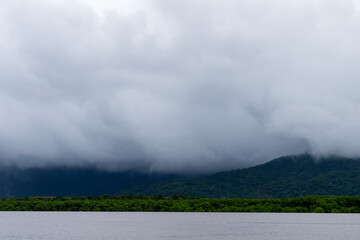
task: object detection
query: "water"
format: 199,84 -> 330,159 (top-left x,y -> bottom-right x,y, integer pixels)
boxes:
0,212 -> 359,240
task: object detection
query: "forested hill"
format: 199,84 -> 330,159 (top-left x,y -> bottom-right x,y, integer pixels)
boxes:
3,154 -> 360,198
122,154 -> 360,198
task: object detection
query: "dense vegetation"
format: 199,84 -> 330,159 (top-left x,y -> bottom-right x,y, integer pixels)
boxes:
2,195 -> 360,212
122,154 -> 360,198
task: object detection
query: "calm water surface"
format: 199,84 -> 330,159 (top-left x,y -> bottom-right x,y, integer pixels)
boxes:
0,212 -> 359,240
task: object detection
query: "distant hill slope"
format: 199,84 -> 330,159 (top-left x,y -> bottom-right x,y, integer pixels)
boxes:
0,166 -> 178,197
121,154 -> 360,198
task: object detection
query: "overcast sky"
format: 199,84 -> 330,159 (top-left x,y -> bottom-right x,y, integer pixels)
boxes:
1,0 -> 360,172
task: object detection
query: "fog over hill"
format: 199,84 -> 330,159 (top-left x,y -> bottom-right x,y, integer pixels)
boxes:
1,0 -> 360,172
0,164 -> 179,197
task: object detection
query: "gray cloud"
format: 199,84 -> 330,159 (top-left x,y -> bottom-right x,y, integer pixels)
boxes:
0,0 -> 360,172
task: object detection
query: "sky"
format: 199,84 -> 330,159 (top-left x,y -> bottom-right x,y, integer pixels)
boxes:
1,0 -> 360,173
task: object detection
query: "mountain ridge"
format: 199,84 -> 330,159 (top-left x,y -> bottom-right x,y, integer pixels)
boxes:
121,154 -> 360,198
2,154 -> 360,198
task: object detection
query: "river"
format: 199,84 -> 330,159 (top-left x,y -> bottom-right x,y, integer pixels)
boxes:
0,212 -> 359,240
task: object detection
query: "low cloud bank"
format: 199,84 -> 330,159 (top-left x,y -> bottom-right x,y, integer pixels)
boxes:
0,0 -> 360,172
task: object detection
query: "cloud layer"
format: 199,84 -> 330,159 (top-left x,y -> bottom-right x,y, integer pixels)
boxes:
1,0 -> 360,172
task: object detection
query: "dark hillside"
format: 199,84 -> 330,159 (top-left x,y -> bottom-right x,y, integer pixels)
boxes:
122,154 -> 360,198
0,165 -> 178,197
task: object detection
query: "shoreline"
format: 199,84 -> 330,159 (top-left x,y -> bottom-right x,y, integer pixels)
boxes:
1,195 -> 360,213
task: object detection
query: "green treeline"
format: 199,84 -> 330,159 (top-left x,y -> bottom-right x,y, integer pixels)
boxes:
1,195 -> 360,212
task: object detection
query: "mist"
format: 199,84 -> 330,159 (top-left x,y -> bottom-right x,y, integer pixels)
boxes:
0,0 -> 360,172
